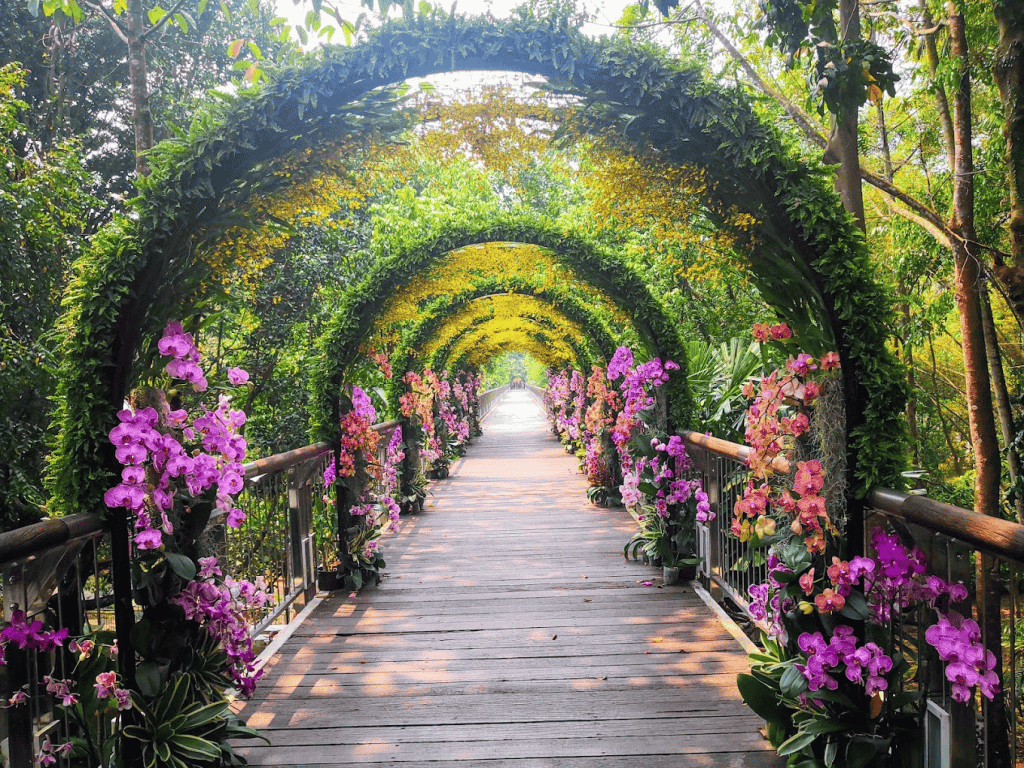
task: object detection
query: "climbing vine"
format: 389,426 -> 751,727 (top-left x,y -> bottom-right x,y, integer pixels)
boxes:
49,10 -> 904,524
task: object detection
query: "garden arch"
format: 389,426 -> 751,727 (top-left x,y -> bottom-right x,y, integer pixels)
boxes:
309,218 -> 690,441
381,281 -> 621,407
49,12 -> 905,546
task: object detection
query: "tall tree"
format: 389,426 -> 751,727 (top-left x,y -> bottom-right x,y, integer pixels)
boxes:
992,0 -> 1024,316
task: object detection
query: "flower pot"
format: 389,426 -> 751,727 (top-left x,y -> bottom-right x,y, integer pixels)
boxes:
662,566 -> 680,585
679,563 -> 698,581
317,569 -> 341,591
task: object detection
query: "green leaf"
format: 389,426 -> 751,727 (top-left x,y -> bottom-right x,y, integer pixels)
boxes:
163,551 -> 196,581
838,590 -> 869,621
736,673 -> 789,728
136,660 -> 162,698
802,719 -> 847,735
155,740 -> 171,763
177,700 -> 229,730
846,738 -> 881,768
169,734 -> 221,761
779,664 -> 808,698
28,0 -> 41,16
824,739 -> 838,767
147,6 -> 166,25
777,730 -> 817,757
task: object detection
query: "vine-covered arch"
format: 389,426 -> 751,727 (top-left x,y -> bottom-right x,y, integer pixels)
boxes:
414,287 -> 619,362
309,216 -> 691,442
383,282 -> 620,407
50,10 -> 904,523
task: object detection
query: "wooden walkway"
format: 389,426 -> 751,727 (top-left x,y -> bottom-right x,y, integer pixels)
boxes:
235,391 -> 780,767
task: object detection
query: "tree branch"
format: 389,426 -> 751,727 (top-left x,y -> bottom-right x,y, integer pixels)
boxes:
142,0 -> 192,40
694,0 -> 829,150
81,0 -> 128,43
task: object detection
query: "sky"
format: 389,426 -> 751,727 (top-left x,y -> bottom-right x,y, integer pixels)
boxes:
269,0 -> 648,96
274,0 -> 641,47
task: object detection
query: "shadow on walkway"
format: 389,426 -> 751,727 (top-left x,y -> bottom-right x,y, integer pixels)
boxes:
234,390 -> 780,767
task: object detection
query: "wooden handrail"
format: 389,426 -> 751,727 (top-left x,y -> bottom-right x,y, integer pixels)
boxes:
679,430 -> 791,476
678,429 -> 1024,566
868,487 -> 1024,565
0,513 -> 105,568
242,442 -> 332,479
241,421 -> 399,480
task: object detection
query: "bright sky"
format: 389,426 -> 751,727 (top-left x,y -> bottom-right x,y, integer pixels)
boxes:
274,0 -> 639,47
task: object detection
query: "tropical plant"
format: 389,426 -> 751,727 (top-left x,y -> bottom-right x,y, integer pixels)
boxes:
123,674 -> 265,768
684,337 -> 762,440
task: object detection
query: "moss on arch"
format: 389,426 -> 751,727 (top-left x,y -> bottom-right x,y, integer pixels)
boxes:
49,11 -> 904,525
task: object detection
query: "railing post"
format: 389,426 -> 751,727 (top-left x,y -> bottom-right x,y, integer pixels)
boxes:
4,643 -> 32,767
698,447 -> 724,602
333,440 -> 353,576
288,466 -> 315,603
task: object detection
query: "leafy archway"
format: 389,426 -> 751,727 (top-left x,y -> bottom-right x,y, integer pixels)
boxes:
309,216 -> 691,442
381,282 -> 619,407
49,10 -> 904,525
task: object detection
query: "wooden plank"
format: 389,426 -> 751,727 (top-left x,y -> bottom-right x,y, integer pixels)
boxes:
236,392 -> 779,766
252,672 -> 755,701
236,733 -> 772,763
225,756 -> 780,768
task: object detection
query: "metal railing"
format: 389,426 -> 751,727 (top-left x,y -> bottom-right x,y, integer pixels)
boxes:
478,385 -> 508,419
0,514 -> 112,768
224,441 -> 334,637
866,490 -> 1022,768
680,430 -> 790,613
680,428 -> 1024,768
0,420 -> 406,766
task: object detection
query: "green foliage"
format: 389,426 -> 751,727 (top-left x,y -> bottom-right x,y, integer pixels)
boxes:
0,63 -> 98,528
123,674 -> 266,768
684,337 -> 762,440
755,0 -> 898,118
50,10 -> 905,519
311,213 -> 693,444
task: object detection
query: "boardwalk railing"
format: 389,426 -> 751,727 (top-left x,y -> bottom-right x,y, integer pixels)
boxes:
0,514 -> 112,768
680,429 -> 1023,768
679,430 -> 789,613
478,385 -> 508,419
0,419 -> 404,767
227,441 -> 333,636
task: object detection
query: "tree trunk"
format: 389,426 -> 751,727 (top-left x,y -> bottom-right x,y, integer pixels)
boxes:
900,304 -> 921,466
979,282 -> 1024,522
822,0 -> 866,230
993,0 -> 1024,315
948,7 -> 1010,765
126,0 -> 154,175
919,0 -> 956,174
994,0 -> 1024,259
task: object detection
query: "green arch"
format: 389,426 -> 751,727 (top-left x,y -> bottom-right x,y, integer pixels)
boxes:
435,318 -> 590,371
382,280 -> 624,409
310,214 -> 691,442
400,282 -> 621,364
48,12 -> 904,522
